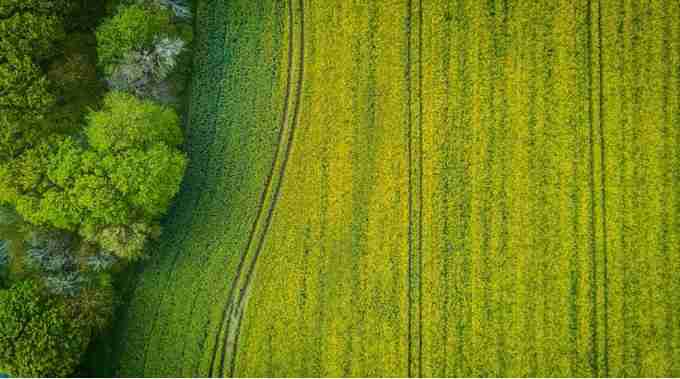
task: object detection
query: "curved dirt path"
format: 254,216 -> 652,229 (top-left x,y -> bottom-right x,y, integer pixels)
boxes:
207,0 -> 306,376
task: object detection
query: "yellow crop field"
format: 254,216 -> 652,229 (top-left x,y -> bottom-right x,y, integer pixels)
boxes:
105,0 -> 680,377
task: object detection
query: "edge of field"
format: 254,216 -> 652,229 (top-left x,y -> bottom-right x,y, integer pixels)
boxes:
96,0 -> 290,376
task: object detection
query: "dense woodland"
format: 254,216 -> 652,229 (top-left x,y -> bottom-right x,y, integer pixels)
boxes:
0,0 -> 192,376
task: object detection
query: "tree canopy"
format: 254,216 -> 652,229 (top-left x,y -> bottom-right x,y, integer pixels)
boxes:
0,0 -> 190,375
0,55 -> 54,120
0,0 -> 70,61
0,280 -> 89,377
87,90 -> 182,152
96,3 -> 173,71
0,92 -> 186,259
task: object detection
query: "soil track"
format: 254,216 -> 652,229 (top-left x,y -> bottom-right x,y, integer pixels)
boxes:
207,0 -> 306,375
406,0 -> 424,376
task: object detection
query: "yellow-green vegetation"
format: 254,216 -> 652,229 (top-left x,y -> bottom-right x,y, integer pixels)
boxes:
108,0 -> 680,376
420,0 -> 679,376
232,0 -> 412,376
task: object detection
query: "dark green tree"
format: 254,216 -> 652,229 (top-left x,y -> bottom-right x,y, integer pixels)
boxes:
0,55 -> 54,122
0,280 -> 89,377
0,0 -> 69,60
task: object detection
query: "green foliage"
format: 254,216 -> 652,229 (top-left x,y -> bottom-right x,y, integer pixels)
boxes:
0,0 -> 70,61
74,173 -> 131,226
0,205 -> 19,225
11,138 -> 126,231
0,12 -> 64,60
0,136 -> 64,206
0,280 -> 89,377
2,93 -> 186,259
0,55 -> 55,121
45,32 -> 107,137
0,0 -> 190,372
96,3 -> 172,71
0,0 -> 69,17
0,116 -> 41,162
92,223 -> 159,261
103,145 -> 186,217
47,33 -> 101,100
73,281 -> 115,333
87,91 -> 182,152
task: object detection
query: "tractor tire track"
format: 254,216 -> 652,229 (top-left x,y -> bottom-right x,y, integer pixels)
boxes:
223,0 -> 305,375
596,0 -> 609,374
207,0 -> 305,375
406,0 -> 424,376
182,2 -> 290,373
585,0 -> 600,374
417,1 -> 424,376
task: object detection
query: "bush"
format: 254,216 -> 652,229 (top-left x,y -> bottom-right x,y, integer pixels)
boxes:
96,3 -> 173,72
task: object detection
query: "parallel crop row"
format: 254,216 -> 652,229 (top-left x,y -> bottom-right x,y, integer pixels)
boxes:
420,0 -> 680,377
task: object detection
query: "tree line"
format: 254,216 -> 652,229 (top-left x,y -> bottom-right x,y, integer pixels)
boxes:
0,0 -> 192,376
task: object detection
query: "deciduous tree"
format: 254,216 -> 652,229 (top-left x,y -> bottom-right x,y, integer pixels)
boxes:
2,93 -> 186,260
0,280 -> 89,377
